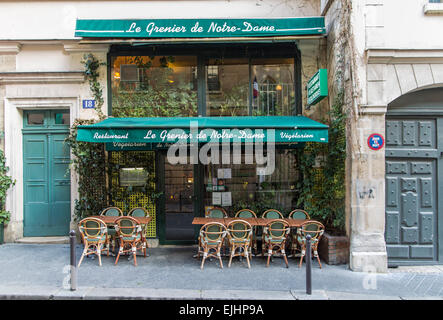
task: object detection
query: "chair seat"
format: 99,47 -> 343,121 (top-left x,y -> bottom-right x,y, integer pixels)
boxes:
297,236 -> 319,244
231,239 -> 249,244
264,236 -> 285,244
121,234 -> 141,241
85,235 -> 107,243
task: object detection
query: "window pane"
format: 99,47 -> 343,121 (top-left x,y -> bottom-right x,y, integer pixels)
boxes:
251,58 -> 295,116
119,168 -> 149,187
27,113 -> 44,125
206,58 -> 249,117
203,149 -> 298,215
55,112 -> 70,125
112,56 -> 198,117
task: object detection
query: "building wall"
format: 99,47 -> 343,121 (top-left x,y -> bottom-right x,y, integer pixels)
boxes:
323,0 -> 443,271
0,0 -> 325,242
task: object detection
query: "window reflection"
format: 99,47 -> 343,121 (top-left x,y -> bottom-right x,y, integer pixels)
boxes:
251,58 -> 295,116
27,113 -> 44,125
111,56 -> 198,117
206,58 -> 249,117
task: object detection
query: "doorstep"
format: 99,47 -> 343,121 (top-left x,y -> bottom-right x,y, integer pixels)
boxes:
15,237 -> 69,244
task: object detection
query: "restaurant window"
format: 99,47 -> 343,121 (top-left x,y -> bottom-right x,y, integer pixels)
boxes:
206,58 -> 249,117
111,55 -> 198,117
252,58 -> 295,116
203,148 -> 299,216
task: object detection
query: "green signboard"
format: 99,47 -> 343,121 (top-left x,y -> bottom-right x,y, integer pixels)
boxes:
307,69 -> 328,106
77,116 -> 329,144
79,128 -> 328,144
75,17 -> 325,38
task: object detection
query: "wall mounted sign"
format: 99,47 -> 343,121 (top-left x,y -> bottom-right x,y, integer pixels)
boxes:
307,69 -> 328,106
75,17 -> 325,38
368,133 -> 384,151
82,99 -> 96,109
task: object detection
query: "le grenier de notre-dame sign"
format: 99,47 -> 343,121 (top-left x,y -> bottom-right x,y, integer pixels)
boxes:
74,17 -> 325,38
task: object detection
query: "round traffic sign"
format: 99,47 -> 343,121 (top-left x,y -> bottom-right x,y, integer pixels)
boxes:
368,133 -> 384,151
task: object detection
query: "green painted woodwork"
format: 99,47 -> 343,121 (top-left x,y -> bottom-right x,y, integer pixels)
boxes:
23,110 -> 70,237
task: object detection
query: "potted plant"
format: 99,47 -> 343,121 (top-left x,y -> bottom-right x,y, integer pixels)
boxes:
0,149 -> 14,244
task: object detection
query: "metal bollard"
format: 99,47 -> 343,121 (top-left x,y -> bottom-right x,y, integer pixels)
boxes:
306,234 -> 312,295
69,230 -> 77,291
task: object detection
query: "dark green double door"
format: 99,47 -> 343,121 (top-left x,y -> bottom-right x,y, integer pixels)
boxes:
23,110 -> 71,237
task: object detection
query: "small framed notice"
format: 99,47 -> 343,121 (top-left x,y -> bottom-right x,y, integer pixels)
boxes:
212,192 -> 222,205
221,192 -> 232,207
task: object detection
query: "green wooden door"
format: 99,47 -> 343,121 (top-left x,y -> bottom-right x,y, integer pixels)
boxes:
23,110 -> 71,237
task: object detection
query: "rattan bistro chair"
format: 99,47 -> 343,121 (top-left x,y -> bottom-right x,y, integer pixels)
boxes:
206,207 -> 228,218
100,207 -> 123,252
235,209 -> 257,219
78,217 -> 110,267
297,221 -> 325,269
235,209 -> 257,254
114,216 -> 146,266
198,222 -> 227,269
258,209 -> 284,255
128,207 -> 150,256
263,219 -> 290,268
288,209 -> 310,257
226,220 -> 253,268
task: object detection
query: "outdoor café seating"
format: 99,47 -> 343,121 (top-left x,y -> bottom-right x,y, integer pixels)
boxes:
206,207 -> 228,218
226,219 -> 253,268
259,209 -> 284,255
77,217 -> 110,267
234,209 -> 257,254
297,220 -> 325,268
262,219 -> 290,268
100,206 -> 123,252
128,207 -> 150,256
198,222 -> 227,269
114,216 -> 146,266
288,209 -> 310,257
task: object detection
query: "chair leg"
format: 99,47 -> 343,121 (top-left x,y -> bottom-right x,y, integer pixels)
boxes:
115,246 -> 123,265
77,246 -> 88,268
245,247 -> 251,269
228,246 -> 234,268
266,248 -> 272,267
218,251 -> 223,269
283,251 -> 289,268
200,252 -> 207,269
132,245 -> 137,266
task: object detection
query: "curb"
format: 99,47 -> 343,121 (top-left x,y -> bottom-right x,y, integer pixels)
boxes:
1,286 -> 441,300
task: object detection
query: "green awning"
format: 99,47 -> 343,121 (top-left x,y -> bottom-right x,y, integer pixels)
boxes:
75,17 -> 325,38
76,116 -> 328,144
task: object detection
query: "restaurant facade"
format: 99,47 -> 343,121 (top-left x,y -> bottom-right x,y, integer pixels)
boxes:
1,0 -> 443,272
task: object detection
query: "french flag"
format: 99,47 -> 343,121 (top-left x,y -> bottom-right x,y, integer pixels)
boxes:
253,76 -> 259,99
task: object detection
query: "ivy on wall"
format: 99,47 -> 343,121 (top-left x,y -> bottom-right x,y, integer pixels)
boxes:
296,91 -> 346,235
66,119 -> 107,220
0,149 -> 15,224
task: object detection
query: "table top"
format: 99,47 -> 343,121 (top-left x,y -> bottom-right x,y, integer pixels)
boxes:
192,217 -> 307,227
90,215 -> 152,225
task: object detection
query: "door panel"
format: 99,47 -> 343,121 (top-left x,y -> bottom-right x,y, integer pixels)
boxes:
23,111 -> 70,237
23,134 -> 50,236
385,118 -> 438,263
164,161 -> 195,241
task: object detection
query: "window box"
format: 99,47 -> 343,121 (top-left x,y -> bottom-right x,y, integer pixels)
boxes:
318,232 -> 349,265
